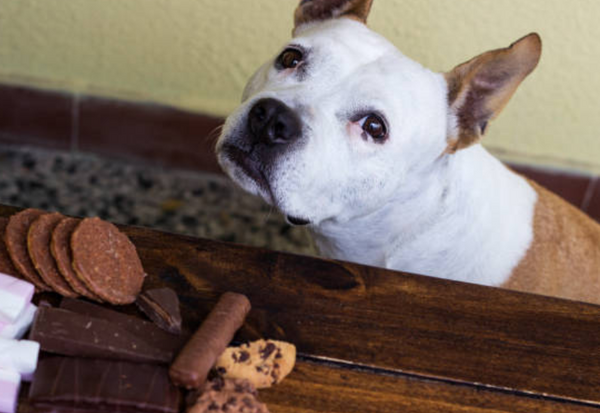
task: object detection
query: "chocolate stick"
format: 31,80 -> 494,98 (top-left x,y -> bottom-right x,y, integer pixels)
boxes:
169,292 -> 251,389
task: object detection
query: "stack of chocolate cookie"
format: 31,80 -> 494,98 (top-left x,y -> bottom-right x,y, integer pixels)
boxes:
0,208 -> 145,305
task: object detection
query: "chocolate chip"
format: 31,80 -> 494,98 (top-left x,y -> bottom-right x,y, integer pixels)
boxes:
211,376 -> 225,391
239,351 -> 250,362
259,343 -> 276,359
208,402 -> 219,410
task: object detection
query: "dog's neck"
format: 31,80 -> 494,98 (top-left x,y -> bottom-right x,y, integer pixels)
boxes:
310,144 -> 538,286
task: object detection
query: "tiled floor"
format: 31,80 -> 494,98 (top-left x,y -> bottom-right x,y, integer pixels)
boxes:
0,144 -> 314,256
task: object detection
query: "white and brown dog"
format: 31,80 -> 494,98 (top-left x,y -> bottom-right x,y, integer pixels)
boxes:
217,0 -> 600,304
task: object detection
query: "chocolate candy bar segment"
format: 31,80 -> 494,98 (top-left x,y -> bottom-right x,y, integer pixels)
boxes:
60,298 -> 186,355
136,288 -> 182,335
29,307 -> 174,364
169,292 -> 251,389
29,356 -> 181,413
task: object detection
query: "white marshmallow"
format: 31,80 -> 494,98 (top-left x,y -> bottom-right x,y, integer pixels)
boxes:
0,273 -> 34,324
0,304 -> 37,340
0,339 -> 40,377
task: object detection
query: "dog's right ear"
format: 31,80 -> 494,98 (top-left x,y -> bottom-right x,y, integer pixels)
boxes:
294,0 -> 374,31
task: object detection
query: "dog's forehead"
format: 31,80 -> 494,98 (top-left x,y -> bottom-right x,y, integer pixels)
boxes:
292,19 -> 396,65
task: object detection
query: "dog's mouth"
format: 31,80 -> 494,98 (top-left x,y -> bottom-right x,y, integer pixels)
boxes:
222,144 -> 275,201
286,215 -> 311,226
223,144 -> 312,226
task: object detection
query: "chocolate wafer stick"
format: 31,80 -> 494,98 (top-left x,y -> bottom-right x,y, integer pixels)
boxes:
169,292 -> 251,389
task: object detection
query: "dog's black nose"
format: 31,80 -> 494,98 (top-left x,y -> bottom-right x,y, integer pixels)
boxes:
248,98 -> 301,146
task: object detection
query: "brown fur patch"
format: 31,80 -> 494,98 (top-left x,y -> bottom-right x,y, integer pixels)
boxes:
502,180 -> 600,305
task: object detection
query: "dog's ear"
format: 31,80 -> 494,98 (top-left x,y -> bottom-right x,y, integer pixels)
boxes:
294,0 -> 374,29
445,33 -> 541,153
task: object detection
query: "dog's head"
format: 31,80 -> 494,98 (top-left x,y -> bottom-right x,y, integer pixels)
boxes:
216,0 -> 541,227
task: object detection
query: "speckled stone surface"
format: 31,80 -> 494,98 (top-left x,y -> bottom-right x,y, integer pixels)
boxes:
0,144 -> 314,256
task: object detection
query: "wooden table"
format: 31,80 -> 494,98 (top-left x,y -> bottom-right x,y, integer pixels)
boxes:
4,204 -> 599,412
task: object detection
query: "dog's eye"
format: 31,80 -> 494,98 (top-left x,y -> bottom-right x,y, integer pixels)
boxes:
277,48 -> 303,70
361,114 -> 388,142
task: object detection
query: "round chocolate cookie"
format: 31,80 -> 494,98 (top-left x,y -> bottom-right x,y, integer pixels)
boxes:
189,378 -> 269,413
0,217 -> 20,277
71,217 -> 145,304
28,212 -> 78,298
51,217 -> 101,301
5,209 -> 51,291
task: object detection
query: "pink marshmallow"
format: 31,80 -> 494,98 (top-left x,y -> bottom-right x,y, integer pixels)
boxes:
0,369 -> 20,413
0,273 -> 34,324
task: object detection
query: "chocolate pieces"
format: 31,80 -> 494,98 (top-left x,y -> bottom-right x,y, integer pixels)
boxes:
60,298 -> 185,355
136,288 -> 182,335
29,307 -> 174,364
29,356 -> 181,413
170,292 -> 251,389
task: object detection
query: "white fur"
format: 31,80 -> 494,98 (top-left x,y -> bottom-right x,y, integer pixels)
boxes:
217,18 -> 537,287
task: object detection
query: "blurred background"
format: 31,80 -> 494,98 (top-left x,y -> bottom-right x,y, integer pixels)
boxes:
0,0 -> 598,254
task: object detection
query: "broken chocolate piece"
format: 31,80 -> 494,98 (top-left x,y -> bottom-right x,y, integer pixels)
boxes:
29,307 -> 174,364
60,297 -> 186,354
29,356 -> 181,413
169,292 -> 251,389
136,288 -> 182,335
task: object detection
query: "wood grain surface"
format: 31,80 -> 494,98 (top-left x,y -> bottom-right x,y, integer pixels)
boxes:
2,204 -> 598,412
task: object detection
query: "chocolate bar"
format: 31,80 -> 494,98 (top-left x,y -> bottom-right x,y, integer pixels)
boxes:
169,292 -> 251,389
29,356 -> 181,413
136,288 -> 182,335
29,307 -> 173,364
60,298 -> 186,353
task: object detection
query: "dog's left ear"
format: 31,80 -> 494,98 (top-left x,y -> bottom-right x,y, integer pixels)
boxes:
445,33 -> 542,153
294,0 -> 374,30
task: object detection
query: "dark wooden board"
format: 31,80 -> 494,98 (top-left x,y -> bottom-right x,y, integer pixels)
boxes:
121,225 -> 600,407
2,204 -> 599,411
262,359 -> 599,413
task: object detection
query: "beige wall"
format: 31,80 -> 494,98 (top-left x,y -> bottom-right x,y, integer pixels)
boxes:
1,0 -> 599,173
